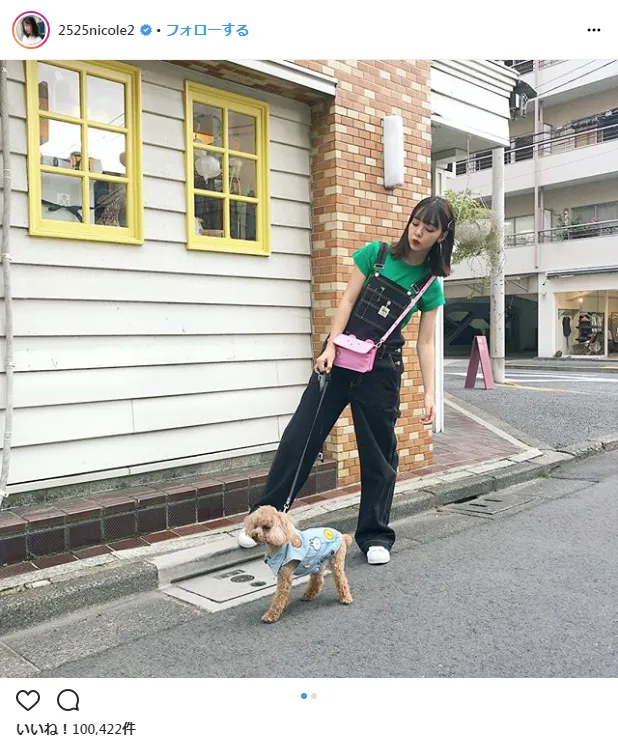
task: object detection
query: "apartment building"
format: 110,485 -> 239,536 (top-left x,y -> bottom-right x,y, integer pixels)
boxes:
443,59 -> 618,359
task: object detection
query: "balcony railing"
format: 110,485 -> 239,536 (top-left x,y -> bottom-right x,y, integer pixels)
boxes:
500,220 -> 618,247
503,60 -> 534,74
538,218 -> 618,243
453,111 -> 618,175
502,60 -> 563,74
505,232 -> 536,247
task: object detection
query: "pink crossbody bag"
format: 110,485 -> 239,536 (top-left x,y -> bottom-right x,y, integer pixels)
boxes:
332,274 -> 436,373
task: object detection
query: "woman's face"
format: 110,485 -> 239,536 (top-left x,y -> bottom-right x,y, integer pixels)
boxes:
407,214 -> 444,254
24,20 -> 33,35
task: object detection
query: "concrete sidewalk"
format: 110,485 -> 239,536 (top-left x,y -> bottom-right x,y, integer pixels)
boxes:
0,405 -> 521,584
3,450 -> 618,679
1,400 -> 616,635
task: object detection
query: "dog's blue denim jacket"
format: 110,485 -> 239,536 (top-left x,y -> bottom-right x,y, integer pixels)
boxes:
265,527 -> 343,577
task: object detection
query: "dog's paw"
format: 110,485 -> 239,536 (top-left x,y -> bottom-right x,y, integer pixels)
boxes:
339,595 -> 353,605
301,592 -> 317,601
261,612 -> 280,623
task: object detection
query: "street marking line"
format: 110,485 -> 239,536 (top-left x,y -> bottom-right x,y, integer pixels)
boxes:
445,371 -> 618,384
500,382 -> 591,395
500,382 -> 618,397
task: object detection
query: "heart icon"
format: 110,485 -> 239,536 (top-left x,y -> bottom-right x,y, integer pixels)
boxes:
16,690 -> 40,711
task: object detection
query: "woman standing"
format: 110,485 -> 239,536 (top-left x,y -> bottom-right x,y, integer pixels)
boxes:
239,196 -> 455,564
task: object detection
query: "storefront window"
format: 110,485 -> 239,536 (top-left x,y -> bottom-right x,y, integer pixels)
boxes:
556,290 -> 618,356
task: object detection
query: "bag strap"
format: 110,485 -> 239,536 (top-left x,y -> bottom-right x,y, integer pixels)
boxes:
373,242 -> 389,272
377,275 -> 436,348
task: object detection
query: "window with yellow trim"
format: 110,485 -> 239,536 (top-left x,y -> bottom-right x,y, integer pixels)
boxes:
25,60 -> 143,244
185,81 -> 270,255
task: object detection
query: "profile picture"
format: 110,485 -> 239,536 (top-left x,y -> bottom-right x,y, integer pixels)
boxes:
13,11 -> 49,49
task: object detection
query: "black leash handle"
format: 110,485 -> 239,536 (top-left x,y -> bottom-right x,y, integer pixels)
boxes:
282,372 -> 331,513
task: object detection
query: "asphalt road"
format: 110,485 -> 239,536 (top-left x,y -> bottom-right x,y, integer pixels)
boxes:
444,361 -> 618,448
2,451 -> 617,678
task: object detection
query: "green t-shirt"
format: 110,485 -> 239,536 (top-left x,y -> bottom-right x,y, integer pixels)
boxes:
352,241 -> 445,328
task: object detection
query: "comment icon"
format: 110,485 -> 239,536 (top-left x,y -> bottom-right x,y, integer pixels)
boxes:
57,689 -> 80,712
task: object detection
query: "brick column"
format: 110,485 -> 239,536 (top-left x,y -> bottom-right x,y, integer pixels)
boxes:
297,60 -> 433,487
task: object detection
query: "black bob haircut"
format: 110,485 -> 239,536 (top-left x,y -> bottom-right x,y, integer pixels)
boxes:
391,196 -> 455,277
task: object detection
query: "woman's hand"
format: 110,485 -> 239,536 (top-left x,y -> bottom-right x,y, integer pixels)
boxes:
421,393 -> 435,425
315,342 -> 336,374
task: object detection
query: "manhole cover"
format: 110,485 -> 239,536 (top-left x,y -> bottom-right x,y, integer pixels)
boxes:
163,558 -> 318,612
443,493 -> 534,517
174,561 -> 277,603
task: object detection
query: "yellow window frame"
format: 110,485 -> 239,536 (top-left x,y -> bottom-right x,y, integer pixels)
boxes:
24,60 -> 143,245
184,81 -> 271,256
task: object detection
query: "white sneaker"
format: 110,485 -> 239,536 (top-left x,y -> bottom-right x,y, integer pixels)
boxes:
237,529 -> 257,549
367,546 -> 390,564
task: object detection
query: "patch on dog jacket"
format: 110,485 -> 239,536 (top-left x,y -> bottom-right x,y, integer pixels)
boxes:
265,527 -> 342,577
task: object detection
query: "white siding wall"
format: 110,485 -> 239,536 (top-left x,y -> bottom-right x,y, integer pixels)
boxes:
0,60 -> 314,491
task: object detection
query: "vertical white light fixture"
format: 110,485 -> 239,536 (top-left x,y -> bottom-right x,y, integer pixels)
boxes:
383,115 -> 404,189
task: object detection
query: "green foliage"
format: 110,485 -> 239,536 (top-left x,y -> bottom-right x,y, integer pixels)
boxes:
555,214 -> 585,241
444,189 -> 501,267
444,189 -> 491,222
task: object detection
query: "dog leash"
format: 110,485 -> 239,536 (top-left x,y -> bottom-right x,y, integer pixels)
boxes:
282,372 -> 331,513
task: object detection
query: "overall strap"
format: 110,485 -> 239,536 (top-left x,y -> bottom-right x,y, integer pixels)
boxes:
409,274 -> 433,296
373,242 -> 389,272
377,275 -> 436,348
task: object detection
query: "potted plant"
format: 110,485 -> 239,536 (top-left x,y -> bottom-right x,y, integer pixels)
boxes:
445,189 -> 493,241
555,213 -> 585,241
445,189 -> 501,265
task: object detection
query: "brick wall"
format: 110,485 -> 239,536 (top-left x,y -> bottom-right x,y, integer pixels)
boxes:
295,60 -> 433,487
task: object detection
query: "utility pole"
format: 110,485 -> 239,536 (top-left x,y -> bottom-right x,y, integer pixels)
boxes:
490,147 -> 506,384
431,163 -> 445,433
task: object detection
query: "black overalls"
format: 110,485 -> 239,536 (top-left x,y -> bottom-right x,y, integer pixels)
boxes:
252,244 -> 431,553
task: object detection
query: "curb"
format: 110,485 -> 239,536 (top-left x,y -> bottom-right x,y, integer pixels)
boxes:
555,435 -> 618,458
2,433 -> 617,635
0,560 -> 159,636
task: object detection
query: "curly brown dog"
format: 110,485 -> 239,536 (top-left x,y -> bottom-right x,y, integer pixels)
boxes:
243,505 -> 353,623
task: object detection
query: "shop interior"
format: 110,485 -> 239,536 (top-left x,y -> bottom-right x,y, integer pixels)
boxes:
556,290 -> 618,357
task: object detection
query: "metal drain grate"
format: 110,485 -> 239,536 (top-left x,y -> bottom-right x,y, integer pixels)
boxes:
176,559 -> 277,603
443,492 -> 534,517
163,557 -> 315,613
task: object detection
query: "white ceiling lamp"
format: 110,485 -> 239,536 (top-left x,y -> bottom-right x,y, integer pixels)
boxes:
195,151 -> 221,180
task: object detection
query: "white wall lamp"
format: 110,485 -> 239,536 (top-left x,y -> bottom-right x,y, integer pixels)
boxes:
383,115 -> 404,190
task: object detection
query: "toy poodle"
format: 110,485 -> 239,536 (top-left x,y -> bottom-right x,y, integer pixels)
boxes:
243,505 -> 353,623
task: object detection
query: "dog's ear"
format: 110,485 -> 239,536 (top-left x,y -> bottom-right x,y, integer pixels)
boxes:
275,511 -> 298,544
243,511 -> 257,532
